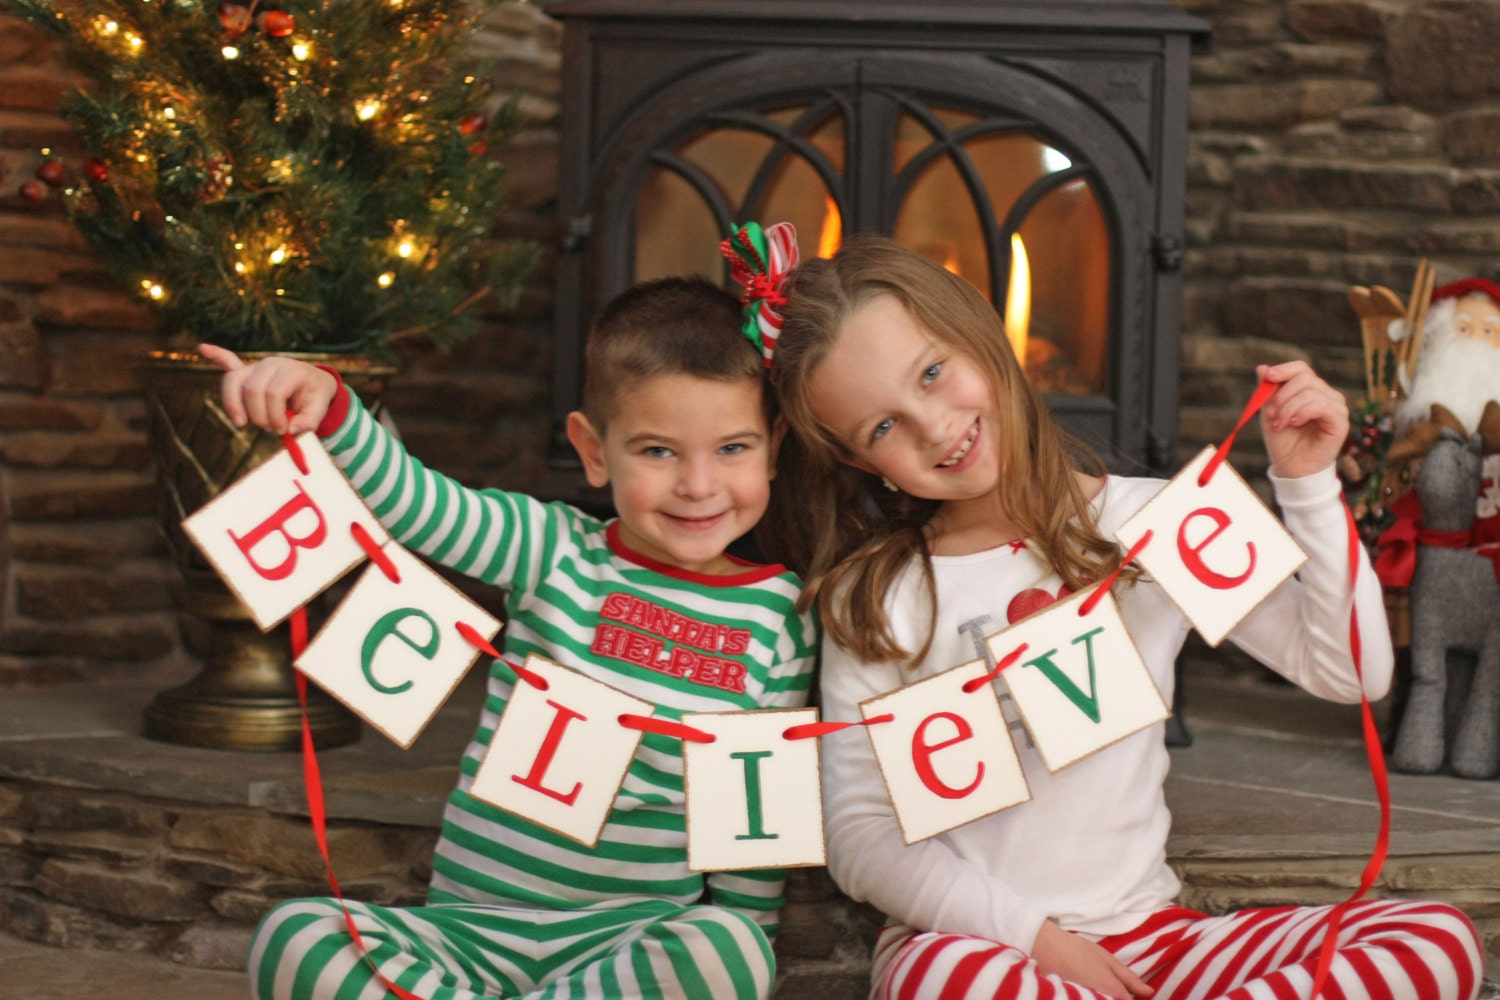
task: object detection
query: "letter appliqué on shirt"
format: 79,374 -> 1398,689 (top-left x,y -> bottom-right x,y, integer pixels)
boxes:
590,592 -> 754,693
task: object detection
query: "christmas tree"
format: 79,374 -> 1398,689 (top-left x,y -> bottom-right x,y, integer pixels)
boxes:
11,0 -> 533,357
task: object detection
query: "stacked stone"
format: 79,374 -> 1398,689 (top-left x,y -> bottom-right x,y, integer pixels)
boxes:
0,5 -> 559,688
1178,0 -> 1500,477
0,776 -> 881,996
0,780 -> 434,971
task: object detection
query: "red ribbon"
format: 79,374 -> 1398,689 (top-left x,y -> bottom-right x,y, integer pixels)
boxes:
292,606 -> 427,1000
351,523 -> 400,584
1198,380 -> 1277,487
783,714 -> 895,740
618,714 -> 716,743
1306,506 -> 1392,999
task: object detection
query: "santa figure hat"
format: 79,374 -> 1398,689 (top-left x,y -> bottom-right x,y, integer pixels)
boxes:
1430,276 -> 1500,307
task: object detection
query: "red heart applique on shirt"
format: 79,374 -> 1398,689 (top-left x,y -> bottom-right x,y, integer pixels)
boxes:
1006,586 -> 1073,624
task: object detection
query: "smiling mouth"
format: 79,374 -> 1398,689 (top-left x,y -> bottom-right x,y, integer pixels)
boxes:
666,511 -> 728,529
937,422 -> 979,468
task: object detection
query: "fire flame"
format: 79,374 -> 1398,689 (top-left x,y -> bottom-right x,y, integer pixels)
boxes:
818,198 -> 842,259
1004,233 -> 1030,365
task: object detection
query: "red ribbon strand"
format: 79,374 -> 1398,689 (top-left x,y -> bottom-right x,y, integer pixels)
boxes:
782,714 -> 895,740
618,714 -> 717,744
1198,379 -> 1278,487
1307,505 -> 1392,998
292,605 -> 426,1000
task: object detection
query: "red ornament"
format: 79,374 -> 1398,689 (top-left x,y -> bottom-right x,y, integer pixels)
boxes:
35,161 -> 65,187
218,2 -> 251,36
459,113 -> 486,136
258,10 -> 296,38
83,158 -> 108,182
467,140 -> 488,156
19,181 -> 45,202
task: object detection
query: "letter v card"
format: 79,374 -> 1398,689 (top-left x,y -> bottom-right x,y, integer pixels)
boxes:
861,660 -> 1030,844
182,432 -> 390,630
1114,445 -> 1306,647
992,589 -> 1168,773
682,709 -> 823,872
295,543 -> 501,749
470,655 -> 653,848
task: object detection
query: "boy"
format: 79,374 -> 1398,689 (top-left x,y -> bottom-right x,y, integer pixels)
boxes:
204,277 -> 817,1000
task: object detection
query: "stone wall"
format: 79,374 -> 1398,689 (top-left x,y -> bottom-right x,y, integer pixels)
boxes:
1177,0 -> 1500,476
0,2 -> 559,689
5,0 -> 1498,686
0,779 -> 882,998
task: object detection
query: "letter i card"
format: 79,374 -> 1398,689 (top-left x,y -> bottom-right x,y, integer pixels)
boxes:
1114,445 -> 1307,646
861,660 -> 1030,844
182,432 -> 390,630
682,708 -> 824,872
470,656 -> 653,848
295,543 -> 501,749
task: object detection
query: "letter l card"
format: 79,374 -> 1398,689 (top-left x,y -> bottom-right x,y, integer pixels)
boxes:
470,656 -> 652,848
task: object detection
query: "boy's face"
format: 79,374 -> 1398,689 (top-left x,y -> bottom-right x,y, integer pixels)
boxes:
566,373 -> 776,575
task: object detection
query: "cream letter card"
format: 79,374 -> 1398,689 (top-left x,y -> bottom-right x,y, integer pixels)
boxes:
470,656 -> 652,848
861,660 -> 1030,844
1114,445 -> 1307,646
682,708 -> 824,872
295,544 -> 501,749
993,589 -> 1169,773
182,433 -> 390,630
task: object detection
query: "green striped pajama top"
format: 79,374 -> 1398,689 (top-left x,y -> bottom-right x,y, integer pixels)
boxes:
322,394 -> 818,937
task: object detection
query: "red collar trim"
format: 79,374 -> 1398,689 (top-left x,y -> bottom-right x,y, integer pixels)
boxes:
605,521 -> 788,586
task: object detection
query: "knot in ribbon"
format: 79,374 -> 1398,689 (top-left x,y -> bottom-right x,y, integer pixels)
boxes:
720,221 -> 799,367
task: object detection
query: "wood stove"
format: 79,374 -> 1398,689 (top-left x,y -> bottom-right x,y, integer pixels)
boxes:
542,0 -> 1210,504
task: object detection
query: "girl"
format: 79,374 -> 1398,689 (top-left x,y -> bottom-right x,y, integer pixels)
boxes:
762,234 -> 1483,1000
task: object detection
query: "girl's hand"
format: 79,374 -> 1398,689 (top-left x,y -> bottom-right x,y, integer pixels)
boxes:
1032,919 -> 1154,998
198,343 -> 338,436
1257,360 -> 1350,480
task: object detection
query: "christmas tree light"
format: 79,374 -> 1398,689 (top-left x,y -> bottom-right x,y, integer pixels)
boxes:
12,0 -> 534,357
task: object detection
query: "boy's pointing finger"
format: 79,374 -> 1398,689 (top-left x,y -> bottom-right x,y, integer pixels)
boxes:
197,342 -> 244,372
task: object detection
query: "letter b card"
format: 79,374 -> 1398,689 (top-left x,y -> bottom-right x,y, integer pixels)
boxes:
183,433 -> 390,630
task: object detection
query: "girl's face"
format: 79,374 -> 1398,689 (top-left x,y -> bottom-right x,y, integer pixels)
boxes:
808,294 -> 1003,508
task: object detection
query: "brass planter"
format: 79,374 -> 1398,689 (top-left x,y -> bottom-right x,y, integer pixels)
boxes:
138,350 -> 397,751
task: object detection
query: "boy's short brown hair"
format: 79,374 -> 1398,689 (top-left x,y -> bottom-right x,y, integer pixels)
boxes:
581,277 -> 765,428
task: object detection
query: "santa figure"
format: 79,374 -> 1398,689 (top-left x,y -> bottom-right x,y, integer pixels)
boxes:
1391,277 -> 1500,545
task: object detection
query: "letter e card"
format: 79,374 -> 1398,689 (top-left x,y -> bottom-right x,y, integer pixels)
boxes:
471,656 -> 652,848
183,433 -> 390,630
862,661 -> 1030,844
1114,445 -> 1306,647
682,708 -> 823,872
295,543 -> 501,749
993,590 -> 1168,773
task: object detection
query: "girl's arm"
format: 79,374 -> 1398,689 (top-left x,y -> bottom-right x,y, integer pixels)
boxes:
820,642 -> 1151,996
1228,362 -> 1393,700
819,639 -> 1050,946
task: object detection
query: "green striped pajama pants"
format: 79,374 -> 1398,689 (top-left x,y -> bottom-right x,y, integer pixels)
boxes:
247,896 -> 776,1000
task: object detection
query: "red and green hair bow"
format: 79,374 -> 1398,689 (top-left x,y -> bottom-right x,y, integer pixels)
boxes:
720,221 -> 799,367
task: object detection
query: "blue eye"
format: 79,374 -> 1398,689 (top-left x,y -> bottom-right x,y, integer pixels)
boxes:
870,418 -> 894,442
642,445 -> 673,458
922,362 -> 942,386
719,442 -> 748,456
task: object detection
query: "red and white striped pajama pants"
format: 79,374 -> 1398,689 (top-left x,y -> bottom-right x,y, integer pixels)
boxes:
871,900 -> 1483,1000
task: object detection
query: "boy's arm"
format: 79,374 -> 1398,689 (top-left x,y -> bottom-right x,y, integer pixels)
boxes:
318,376 -> 548,591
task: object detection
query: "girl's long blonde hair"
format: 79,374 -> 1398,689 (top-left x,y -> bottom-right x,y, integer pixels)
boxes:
760,235 -> 1128,667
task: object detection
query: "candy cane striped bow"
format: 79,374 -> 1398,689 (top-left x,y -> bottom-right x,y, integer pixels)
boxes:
720,221 -> 799,368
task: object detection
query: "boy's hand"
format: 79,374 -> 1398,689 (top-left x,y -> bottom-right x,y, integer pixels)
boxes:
1257,360 -> 1350,481
198,343 -> 338,436
1032,919 -> 1154,998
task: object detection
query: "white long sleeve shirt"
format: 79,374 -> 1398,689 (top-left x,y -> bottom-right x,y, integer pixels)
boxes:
818,467 -> 1393,954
